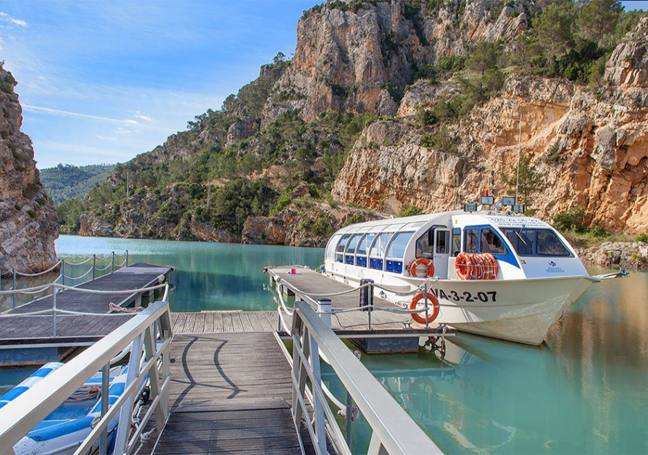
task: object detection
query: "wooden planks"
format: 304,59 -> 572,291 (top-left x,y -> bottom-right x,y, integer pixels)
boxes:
148,332 -> 302,455
171,311 -> 277,335
0,264 -> 173,346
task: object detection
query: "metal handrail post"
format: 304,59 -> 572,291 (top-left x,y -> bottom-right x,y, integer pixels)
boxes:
12,268 -> 16,309
99,363 -> 110,455
424,282 -> 429,330
52,287 -> 57,337
61,260 -> 65,285
317,298 -> 332,328
345,391 -> 353,446
125,250 -> 129,267
111,251 -> 115,273
92,254 -> 96,280
309,332 -> 326,454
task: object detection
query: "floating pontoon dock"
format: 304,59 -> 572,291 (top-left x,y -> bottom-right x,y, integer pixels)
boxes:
266,266 -> 455,353
0,264 -> 173,364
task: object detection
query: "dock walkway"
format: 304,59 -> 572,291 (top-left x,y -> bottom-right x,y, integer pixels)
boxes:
146,332 -> 305,454
0,263 -> 173,347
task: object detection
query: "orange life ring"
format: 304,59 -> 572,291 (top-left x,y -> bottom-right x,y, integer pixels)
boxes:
474,254 -> 487,280
409,291 -> 440,324
455,252 -> 473,280
408,258 -> 435,278
484,253 -> 498,279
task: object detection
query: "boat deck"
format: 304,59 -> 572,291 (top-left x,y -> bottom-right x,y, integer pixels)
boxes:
0,264 -> 173,347
144,332 -> 305,455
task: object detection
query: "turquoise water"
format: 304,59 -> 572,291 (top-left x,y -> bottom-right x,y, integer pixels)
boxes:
4,235 -> 648,453
55,235 -> 323,311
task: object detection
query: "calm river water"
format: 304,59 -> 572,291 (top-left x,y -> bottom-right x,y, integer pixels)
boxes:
2,235 -> 647,454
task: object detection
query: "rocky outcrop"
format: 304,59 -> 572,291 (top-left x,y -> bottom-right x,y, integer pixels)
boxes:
264,0 -> 537,123
0,65 -> 58,273
577,241 -> 648,271
605,17 -> 648,89
333,18 -> 648,234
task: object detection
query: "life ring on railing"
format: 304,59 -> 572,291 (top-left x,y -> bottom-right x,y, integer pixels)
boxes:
409,291 -> 440,324
483,253 -> 498,280
455,252 -> 473,280
408,258 -> 435,278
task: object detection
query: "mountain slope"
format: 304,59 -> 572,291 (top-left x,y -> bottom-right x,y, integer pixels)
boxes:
75,0 -> 647,245
41,163 -> 115,204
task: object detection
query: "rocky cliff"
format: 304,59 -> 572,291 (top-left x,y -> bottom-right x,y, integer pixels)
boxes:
75,1 -> 647,247
333,16 -> 648,234
265,0 -> 538,122
0,65 -> 58,273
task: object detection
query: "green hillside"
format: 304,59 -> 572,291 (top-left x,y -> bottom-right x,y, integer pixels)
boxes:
41,163 -> 115,204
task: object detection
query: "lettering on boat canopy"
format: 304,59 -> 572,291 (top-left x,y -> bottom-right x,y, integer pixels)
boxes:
485,216 -> 548,228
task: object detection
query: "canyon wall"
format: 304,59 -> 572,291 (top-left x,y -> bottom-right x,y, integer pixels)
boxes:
0,65 -> 58,273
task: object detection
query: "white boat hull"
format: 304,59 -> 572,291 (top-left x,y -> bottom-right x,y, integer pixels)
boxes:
329,272 -> 593,345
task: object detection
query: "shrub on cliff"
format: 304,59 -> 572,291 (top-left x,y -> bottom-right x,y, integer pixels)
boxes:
553,207 -> 587,232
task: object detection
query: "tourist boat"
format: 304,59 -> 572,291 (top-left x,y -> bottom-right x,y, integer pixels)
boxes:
323,210 -> 625,345
0,362 -> 128,455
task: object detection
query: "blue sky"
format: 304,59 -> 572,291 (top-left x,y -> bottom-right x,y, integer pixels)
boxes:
0,1 -> 645,169
0,0 -> 319,168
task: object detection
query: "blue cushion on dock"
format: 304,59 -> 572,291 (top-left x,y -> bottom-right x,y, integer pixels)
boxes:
28,416 -> 93,441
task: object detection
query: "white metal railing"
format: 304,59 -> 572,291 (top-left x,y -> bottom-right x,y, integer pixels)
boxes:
291,300 -> 443,455
0,250 -> 129,309
0,300 -> 173,455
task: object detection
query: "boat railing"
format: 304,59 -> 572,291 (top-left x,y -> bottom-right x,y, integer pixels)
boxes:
0,250 -> 130,309
290,300 -> 443,454
0,300 -> 173,455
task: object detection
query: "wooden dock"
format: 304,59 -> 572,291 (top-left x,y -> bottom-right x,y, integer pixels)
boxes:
0,264 -> 173,348
144,332 -> 306,454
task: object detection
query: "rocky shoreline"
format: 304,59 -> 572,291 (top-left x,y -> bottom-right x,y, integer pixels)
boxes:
577,241 -> 648,272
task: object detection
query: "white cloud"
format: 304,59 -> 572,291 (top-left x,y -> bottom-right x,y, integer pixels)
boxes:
23,104 -> 134,124
0,11 -> 28,28
134,113 -> 153,123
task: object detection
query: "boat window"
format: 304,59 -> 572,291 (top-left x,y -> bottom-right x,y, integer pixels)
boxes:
416,229 -> 435,259
436,230 -> 449,254
336,234 -> 351,253
502,228 -> 571,257
386,232 -> 414,258
370,233 -> 393,258
326,235 -> 341,261
464,228 -> 479,253
356,233 -> 374,256
480,228 -> 506,255
335,234 -> 351,263
537,230 -> 571,256
451,229 -> 461,256
345,234 -> 362,253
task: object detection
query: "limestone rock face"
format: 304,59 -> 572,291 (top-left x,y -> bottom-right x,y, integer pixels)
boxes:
0,65 -> 58,273
605,17 -> 648,88
333,70 -> 648,233
264,0 -> 537,123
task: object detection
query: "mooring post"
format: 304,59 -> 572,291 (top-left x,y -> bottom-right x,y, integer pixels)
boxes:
359,278 -> 374,330
12,267 -> 16,309
111,251 -> 115,273
92,254 -> 97,280
99,363 -> 110,455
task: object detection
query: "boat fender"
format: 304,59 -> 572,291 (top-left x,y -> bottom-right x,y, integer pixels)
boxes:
409,292 -> 440,324
408,258 -> 435,278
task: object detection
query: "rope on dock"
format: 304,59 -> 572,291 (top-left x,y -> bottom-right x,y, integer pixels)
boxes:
63,257 -> 94,266
13,260 -> 62,277
63,267 -> 94,281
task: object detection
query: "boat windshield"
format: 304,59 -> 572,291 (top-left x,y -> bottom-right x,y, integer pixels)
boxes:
345,234 -> 362,253
502,228 -> 572,257
356,234 -> 374,256
386,232 -> 413,258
